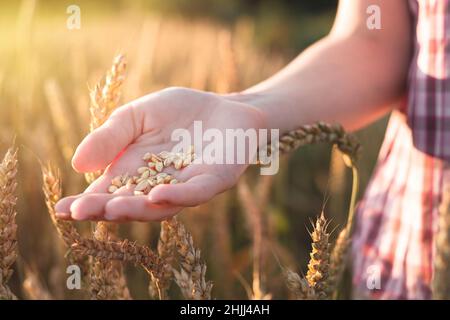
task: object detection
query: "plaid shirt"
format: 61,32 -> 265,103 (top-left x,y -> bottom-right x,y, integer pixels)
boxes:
352,0 -> 450,299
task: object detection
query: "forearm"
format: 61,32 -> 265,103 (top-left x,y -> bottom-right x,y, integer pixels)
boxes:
228,0 -> 412,133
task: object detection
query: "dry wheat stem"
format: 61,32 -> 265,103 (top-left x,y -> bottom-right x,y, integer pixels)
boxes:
237,178 -> 268,300
167,218 -> 212,300
0,147 -> 18,300
433,176 -> 450,299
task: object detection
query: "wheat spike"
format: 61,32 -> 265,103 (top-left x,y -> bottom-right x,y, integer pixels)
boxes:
71,238 -> 164,283
329,226 -> 350,297
278,122 -> 360,167
41,164 -> 89,274
167,218 -> 212,300
86,54 -> 127,184
433,180 -> 450,299
284,268 -> 316,300
0,147 -> 18,300
306,212 -> 331,299
89,54 -> 127,132
90,223 -> 131,300
149,220 -> 176,299
86,54 -> 130,299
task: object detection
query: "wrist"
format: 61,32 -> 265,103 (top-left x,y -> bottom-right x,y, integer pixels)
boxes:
224,91 -> 276,130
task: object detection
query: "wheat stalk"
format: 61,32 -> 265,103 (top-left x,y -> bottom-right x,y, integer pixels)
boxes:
166,218 -> 212,300
433,178 -> 450,299
86,54 -> 126,184
305,212 -> 332,299
0,147 -> 18,300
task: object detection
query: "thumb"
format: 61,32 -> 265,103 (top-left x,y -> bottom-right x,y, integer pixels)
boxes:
72,105 -> 141,172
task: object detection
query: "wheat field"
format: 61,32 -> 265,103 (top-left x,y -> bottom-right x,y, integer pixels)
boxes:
4,0 -> 441,300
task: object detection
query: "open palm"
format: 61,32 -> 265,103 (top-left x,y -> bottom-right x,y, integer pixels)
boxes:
55,87 -> 266,222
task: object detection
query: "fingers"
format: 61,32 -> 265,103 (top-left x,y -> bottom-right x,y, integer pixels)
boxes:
54,173 -> 224,221
55,188 -> 179,222
72,105 -> 142,173
148,173 -> 225,207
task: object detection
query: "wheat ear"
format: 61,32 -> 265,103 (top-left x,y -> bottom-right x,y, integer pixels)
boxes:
86,53 -> 126,184
284,268 -> 316,300
237,178 -> 270,300
42,164 -> 89,273
278,122 -> 360,298
86,54 -> 130,299
328,226 -> 350,297
278,122 -> 360,166
89,223 -> 132,300
433,179 -> 450,299
71,238 -> 164,284
149,220 -> 176,299
0,147 -> 18,300
23,266 -> 53,300
166,218 -> 212,300
306,212 -> 332,299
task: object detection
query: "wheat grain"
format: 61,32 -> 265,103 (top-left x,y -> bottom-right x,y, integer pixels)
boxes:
306,212 -> 331,299
0,147 -> 18,300
167,218 -> 212,300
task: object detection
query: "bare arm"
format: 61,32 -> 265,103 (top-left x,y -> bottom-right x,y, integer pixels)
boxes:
230,0 -> 413,133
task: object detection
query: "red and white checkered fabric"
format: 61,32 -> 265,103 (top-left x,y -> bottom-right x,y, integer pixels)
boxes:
352,0 -> 450,299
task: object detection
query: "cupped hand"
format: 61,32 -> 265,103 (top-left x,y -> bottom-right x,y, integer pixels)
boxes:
55,87 -> 266,222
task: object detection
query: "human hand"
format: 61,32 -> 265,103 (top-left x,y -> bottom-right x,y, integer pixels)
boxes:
55,87 -> 266,222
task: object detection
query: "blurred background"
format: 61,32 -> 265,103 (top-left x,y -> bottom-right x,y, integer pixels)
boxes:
0,0 -> 389,299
